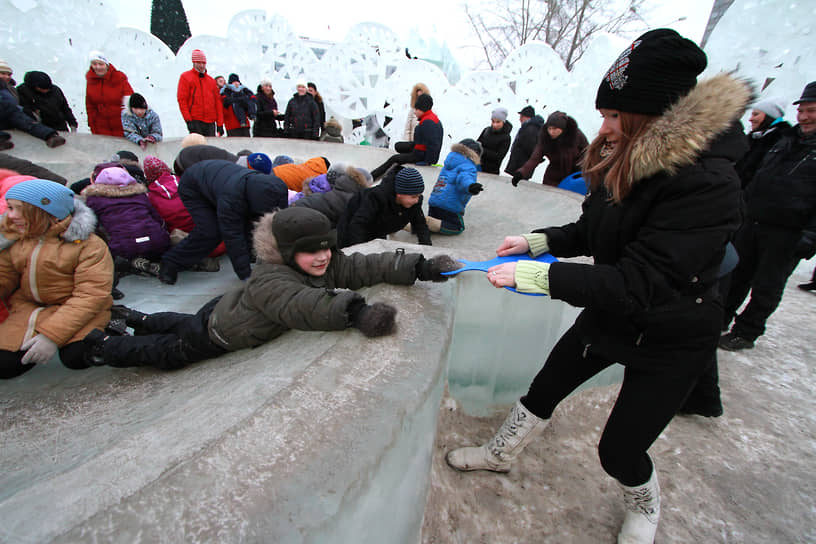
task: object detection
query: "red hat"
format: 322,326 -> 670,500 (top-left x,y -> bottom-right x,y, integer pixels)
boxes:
191,49 -> 207,63
143,156 -> 172,183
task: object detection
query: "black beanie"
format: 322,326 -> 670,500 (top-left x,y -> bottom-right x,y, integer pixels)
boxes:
129,93 -> 147,109
272,207 -> 336,264
595,29 -> 707,115
458,138 -> 483,157
414,93 -> 433,112
228,73 -> 240,84
394,167 -> 424,195
24,71 -> 52,90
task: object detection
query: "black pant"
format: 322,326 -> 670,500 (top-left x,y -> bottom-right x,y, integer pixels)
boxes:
520,325 -> 706,487
724,221 -> 801,340
101,297 -> 226,370
0,341 -> 88,379
370,141 -> 416,180
227,127 -> 250,137
186,120 -> 216,137
0,100 -> 56,141
161,182 -> 223,271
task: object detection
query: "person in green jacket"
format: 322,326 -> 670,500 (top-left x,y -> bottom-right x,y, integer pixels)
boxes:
81,207 -> 459,370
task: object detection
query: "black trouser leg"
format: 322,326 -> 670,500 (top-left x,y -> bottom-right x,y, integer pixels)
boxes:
0,341 -> 90,378
187,120 -> 216,136
370,149 -> 416,180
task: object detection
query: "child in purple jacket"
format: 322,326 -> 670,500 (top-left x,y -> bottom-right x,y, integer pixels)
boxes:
81,167 -> 170,262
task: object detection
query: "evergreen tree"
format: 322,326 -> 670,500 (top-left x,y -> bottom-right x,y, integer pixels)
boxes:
151,0 -> 192,55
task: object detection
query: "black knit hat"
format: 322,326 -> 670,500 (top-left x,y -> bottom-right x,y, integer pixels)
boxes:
596,29 -> 707,115
394,167 -> 424,195
129,93 -> 147,109
518,105 -> 535,117
414,93 -> 433,112
459,138 -> 483,157
546,112 -> 567,130
24,71 -> 51,90
793,81 -> 816,104
228,73 -> 240,84
272,207 -> 336,264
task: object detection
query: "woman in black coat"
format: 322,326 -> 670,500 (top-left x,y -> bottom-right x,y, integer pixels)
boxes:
253,80 -> 281,138
284,80 -> 320,140
476,107 -> 512,174
446,30 -> 752,543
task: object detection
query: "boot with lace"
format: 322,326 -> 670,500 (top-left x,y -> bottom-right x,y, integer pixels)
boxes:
130,257 -> 161,277
618,464 -> 660,544
446,400 -> 548,472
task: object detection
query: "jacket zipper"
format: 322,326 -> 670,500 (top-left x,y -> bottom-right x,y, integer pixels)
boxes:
29,238 -> 45,303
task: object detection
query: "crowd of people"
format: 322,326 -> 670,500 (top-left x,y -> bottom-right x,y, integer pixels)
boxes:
1,28 -> 814,544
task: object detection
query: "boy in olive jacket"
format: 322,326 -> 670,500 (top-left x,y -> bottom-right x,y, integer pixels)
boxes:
83,207 -> 459,370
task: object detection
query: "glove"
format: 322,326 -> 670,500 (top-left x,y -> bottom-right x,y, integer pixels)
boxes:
139,139 -> 148,150
217,125 -> 225,137
20,334 -> 58,365
468,182 -> 483,195
511,173 -> 523,187
350,301 -> 397,337
145,135 -> 156,143
416,255 -> 462,282
793,231 -> 816,260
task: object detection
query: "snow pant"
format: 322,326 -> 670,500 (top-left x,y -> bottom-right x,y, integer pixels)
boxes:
724,221 -> 801,341
161,183 -> 224,272
101,297 -> 226,370
428,205 -> 464,235
0,100 -> 57,141
186,120 -> 216,137
370,141 -> 416,180
0,341 -> 88,379
519,324 -> 708,487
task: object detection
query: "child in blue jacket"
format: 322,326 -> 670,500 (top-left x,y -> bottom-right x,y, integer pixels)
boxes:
427,139 -> 483,235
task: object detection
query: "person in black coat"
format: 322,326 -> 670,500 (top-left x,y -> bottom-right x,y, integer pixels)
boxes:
253,80 -> 281,138
476,107 -> 513,174
512,110 -> 588,186
173,144 -> 238,176
733,98 -> 792,189
336,165 -> 431,248
445,30 -> 751,543
284,80 -> 320,140
721,82 -> 816,351
16,71 -> 78,133
158,160 -> 289,284
504,106 -> 545,175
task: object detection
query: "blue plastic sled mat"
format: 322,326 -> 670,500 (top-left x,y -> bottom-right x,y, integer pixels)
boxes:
442,253 -> 558,296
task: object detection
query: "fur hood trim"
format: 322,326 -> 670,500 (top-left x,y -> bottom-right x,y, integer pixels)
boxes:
81,182 -> 148,198
630,73 -> 754,182
253,213 -> 284,265
344,165 -> 374,189
450,143 -> 481,165
0,197 -> 97,249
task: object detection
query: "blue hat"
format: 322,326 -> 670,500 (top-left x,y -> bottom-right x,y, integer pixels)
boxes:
394,167 -> 424,195
247,153 -> 272,175
6,179 -> 75,220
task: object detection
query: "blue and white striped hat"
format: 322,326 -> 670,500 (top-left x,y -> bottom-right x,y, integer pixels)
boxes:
5,179 -> 74,220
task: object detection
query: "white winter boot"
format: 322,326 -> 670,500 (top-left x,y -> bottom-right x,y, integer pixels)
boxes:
617,464 -> 660,544
446,400 -> 548,472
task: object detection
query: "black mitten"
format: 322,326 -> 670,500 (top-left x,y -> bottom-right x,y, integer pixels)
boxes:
511,173 -> 523,187
351,302 -> 397,337
468,182 -> 483,195
417,255 -> 462,282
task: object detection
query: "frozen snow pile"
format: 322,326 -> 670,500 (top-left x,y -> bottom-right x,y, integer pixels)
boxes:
1,0 -> 813,161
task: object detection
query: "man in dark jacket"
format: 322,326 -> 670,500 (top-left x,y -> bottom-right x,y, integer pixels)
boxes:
158,160 -> 289,284
16,71 -> 78,133
336,166 -> 432,248
284,80 -> 320,140
83,208 -> 460,370
477,107 -> 512,174
0,63 -> 65,148
173,144 -> 239,176
504,105 -> 545,175
370,94 -> 443,180
721,81 -> 816,350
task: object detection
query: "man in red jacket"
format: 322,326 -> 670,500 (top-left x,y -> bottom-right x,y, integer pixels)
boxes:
177,49 -> 223,137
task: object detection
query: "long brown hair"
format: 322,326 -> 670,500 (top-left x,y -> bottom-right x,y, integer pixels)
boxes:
582,111 -> 658,203
2,200 -> 55,239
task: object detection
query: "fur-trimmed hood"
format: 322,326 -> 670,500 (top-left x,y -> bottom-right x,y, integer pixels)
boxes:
252,212 -> 284,265
629,73 -> 754,183
449,142 -> 481,166
81,181 -> 148,198
325,117 -> 343,136
0,197 -> 97,249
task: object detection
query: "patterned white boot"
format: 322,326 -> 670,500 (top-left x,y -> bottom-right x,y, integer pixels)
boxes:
446,400 -> 548,472
618,465 -> 660,544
